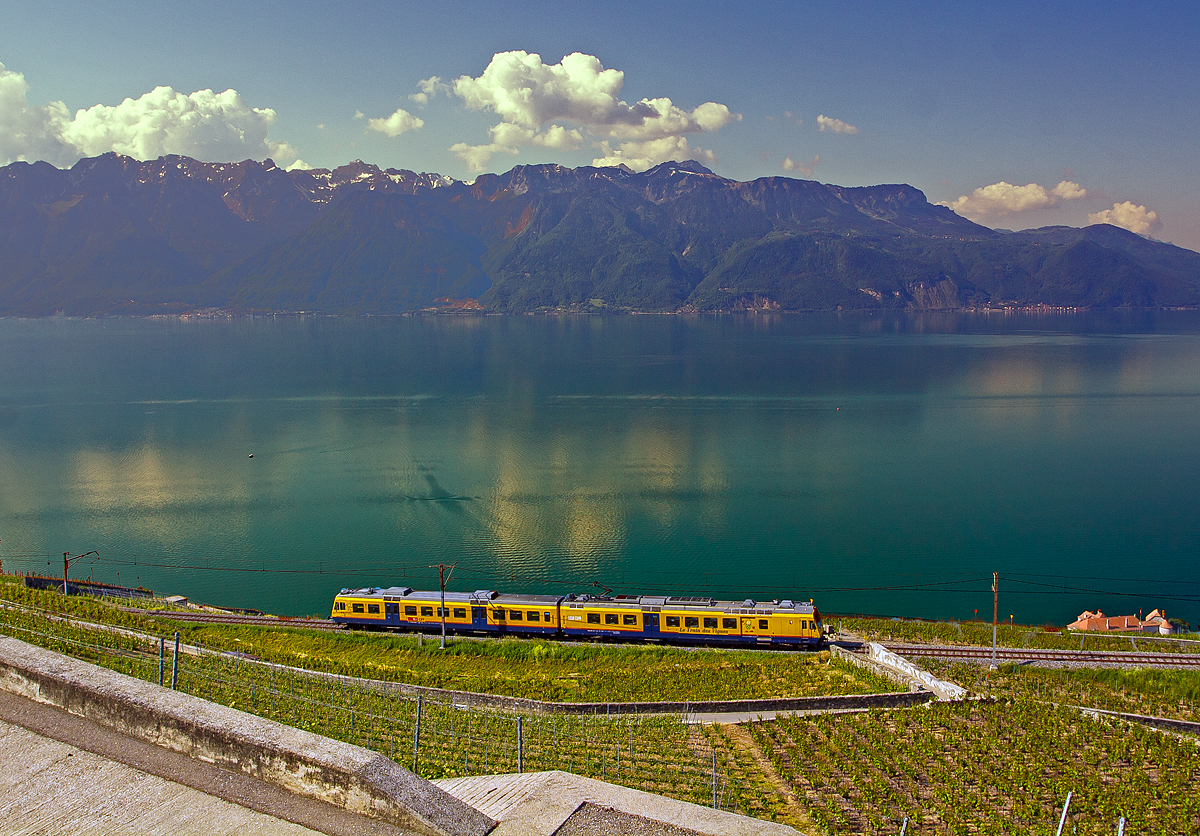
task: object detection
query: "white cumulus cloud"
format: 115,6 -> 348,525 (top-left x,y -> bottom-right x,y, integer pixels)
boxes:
782,154 -> 820,176
0,60 -> 297,167
367,107 -> 424,137
62,86 -> 291,161
0,61 -> 74,165
1088,201 -> 1162,236
452,122 -> 585,170
591,137 -> 716,171
816,114 -> 858,135
409,76 -> 450,105
446,50 -> 738,172
450,141 -> 519,172
941,180 -> 1087,220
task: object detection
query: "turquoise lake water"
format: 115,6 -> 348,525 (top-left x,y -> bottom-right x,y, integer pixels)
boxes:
1,312 -> 1197,626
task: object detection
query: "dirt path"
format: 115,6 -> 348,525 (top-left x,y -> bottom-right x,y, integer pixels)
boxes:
718,722 -> 820,834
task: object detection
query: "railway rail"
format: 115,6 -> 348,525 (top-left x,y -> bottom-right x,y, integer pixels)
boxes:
130,609 -> 344,631
119,612 -> 1200,667
883,642 -> 1200,668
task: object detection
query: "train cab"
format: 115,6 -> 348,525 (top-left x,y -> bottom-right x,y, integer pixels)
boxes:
331,586 -> 476,631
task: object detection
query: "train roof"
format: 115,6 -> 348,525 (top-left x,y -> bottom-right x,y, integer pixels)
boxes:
566,594 -> 817,615
336,586 -> 564,606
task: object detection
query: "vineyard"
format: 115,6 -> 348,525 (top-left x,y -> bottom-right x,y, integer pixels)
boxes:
748,700 -> 1200,834
839,616 -> 1200,655
928,660 -> 1200,725
0,577 -> 890,702
0,598 -> 803,819
4,573 -> 1200,834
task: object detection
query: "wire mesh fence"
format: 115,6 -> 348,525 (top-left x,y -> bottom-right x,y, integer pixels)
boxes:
0,602 -> 749,815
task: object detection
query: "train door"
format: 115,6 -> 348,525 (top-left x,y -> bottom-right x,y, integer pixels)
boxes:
385,602 -> 399,624
743,617 -> 771,642
645,612 -> 659,638
472,606 -> 486,631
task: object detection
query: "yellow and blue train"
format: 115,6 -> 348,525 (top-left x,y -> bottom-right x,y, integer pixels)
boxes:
330,586 -> 825,649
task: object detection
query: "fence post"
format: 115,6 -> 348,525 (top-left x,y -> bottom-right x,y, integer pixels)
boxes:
1117,817 -> 1125,836
170,632 -> 180,690
899,816 -> 908,836
1056,791 -> 1073,836
712,749 -> 717,808
517,716 -> 524,774
158,636 -> 165,686
412,694 -> 423,774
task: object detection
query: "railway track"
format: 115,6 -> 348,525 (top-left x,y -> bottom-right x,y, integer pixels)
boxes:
884,642 -> 1200,668
133,609 -> 344,631
118,614 -> 1200,666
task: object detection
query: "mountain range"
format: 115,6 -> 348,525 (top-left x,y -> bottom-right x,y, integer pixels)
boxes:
1,153 -> 1198,316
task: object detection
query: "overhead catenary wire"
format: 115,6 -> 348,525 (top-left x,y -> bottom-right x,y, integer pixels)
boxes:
3,547 -> 1197,603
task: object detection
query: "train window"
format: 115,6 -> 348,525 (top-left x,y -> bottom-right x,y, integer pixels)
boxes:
685,617 -> 699,628
510,610 -> 523,621
527,611 -> 540,622
623,614 -> 638,626
405,605 -> 417,616
544,612 -> 553,622
703,617 -> 718,629
367,604 -> 380,614
605,613 -> 619,625
723,618 -> 737,630
759,619 -> 769,629
587,613 -> 602,624
352,603 -> 364,613
454,608 -> 467,619
421,606 -> 434,617
666,616 -> 680,627
494,609 -> 506,620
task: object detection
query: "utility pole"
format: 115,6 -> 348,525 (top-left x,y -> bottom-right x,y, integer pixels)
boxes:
61,551 -> 99,595
992,572 -> 999,668
435,562 -> 457,650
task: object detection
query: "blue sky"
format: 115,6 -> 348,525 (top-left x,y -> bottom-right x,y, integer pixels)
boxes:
2,0 -> 1198,249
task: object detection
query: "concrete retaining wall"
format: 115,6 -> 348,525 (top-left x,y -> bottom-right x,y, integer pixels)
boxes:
0,636 -> 495,836
1077,705 -> 1200,737
828,644 -> 923,693
866,643 -> 968,701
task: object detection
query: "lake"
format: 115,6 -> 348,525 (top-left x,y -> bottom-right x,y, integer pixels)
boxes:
1,311 -> 1197,627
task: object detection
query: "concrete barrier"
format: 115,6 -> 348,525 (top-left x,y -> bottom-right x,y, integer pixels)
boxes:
866,643 -> 968,701
828,644 -> 924,693
0,636 -> 495,836
1076,705 -> 1200,737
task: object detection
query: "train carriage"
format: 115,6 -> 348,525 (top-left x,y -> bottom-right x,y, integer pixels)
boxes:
654,596 -> 823,647
332,586 -> 479,631
560,595 -> 649,640
481,591 -> 565,636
